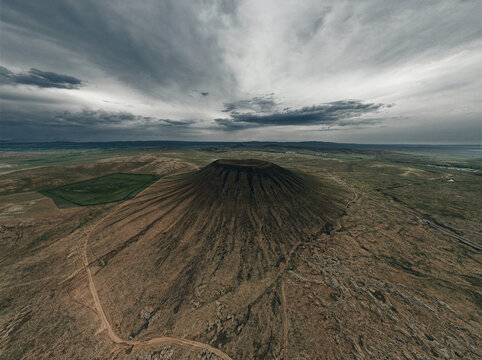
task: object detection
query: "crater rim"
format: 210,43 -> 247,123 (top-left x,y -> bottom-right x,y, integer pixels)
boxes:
213,158 -> 273,168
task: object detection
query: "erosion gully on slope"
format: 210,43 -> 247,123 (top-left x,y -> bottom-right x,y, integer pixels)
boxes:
78,174 -> 234,360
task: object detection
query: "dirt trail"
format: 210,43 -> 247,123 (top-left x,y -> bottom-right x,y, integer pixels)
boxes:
79,180 -> 233,360
274,170 -> 360,360
77,167 -> 340,359
322,169 -> 482,250
281,280 -> 288,360
277,241 -> 306,360
345,183 -> 358,209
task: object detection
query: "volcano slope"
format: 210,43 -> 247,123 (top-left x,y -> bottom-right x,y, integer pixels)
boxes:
86,159 -> 346,358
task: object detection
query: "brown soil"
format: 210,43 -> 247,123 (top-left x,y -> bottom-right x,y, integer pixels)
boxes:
2,155 -> 480,360
86,159 -> 345,358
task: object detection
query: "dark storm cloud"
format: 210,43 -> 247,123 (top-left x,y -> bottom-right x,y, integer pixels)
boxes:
0,66 -> 82,89
48,110 -> 194,128
222,95 -> 277,113
216,100 -> 385,129
161,119 -> 196,127
0,0 -> 234,96
0,108 -> 195,141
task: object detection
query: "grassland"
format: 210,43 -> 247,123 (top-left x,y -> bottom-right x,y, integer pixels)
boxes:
39,173 -> 159,207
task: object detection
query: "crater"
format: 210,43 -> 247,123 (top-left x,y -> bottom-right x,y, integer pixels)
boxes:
214,158 -> 273,168
181,158 -> 308,205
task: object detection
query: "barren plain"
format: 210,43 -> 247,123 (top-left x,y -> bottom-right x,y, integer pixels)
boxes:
0,144 -> 480,359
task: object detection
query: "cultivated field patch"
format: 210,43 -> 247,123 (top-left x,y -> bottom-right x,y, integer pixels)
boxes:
40,173 -> 159,207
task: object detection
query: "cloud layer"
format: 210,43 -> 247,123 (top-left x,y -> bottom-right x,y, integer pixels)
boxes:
1,0 -> 481,143
0,108 -> 196,141
216,100 -> 385,129
0,66 -> 82,89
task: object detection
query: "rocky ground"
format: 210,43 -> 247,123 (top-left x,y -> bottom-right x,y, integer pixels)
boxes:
1,152 -> 480,359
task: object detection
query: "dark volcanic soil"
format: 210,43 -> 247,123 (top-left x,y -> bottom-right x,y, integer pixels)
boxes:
87,159 -> 346,357
184,159 -> 308,204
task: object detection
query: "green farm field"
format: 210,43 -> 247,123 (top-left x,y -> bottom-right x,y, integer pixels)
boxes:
40,173 -> 159,207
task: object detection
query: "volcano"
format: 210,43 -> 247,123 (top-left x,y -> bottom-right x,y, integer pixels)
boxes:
185,159 -> 307,204
87,159 -> 345,357
174,158 -> 325,214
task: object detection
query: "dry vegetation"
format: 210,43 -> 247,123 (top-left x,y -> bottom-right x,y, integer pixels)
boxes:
0,147 -> 480,359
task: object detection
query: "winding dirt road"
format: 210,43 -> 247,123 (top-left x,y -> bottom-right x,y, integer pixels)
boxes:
280,280 -> 288,360
79,183 -> 233,360
76,167 -> 363,360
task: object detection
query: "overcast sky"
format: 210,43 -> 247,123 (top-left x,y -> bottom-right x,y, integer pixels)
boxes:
1,0 -> 481,143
